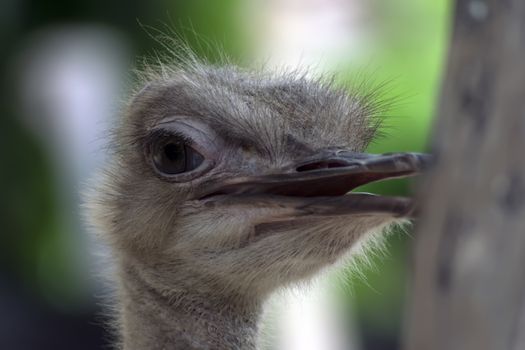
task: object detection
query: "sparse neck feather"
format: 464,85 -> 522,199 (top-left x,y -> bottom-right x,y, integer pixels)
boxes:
117,263 -> 262,350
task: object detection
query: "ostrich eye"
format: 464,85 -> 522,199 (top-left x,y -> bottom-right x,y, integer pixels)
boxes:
151,138 -> 204,175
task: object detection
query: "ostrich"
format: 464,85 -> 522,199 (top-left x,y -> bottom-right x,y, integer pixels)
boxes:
87,57 -> 430,349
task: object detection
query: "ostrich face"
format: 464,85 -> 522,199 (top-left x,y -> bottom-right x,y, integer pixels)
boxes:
93,66 -> 429,298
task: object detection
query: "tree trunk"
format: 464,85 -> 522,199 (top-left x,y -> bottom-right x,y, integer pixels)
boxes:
404,1 -> 525,350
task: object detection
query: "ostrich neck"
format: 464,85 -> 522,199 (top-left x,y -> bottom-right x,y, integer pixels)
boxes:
117,264 -> 262,350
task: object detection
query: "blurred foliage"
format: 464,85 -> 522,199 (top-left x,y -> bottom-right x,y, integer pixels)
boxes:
164,0 -> 247,61
0,116 -> 61,288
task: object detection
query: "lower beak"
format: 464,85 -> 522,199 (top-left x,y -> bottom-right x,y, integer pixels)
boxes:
199,151 -> 431,218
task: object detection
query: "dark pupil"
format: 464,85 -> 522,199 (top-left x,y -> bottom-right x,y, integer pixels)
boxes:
155,142 -> 186,174
164,143 -> 184,162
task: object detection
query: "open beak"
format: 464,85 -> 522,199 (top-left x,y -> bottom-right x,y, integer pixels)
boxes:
199,151 -> 431,219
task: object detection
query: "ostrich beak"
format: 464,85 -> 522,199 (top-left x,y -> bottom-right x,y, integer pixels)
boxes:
200,151 -> 432,219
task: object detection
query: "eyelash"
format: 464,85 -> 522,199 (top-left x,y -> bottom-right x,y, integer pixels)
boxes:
148,129 -> 193,146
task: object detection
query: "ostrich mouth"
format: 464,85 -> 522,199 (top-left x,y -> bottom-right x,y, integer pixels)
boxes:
199,151 -> 431,219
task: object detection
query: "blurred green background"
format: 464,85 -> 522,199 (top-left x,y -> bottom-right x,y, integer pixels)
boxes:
0,0 -> 450,349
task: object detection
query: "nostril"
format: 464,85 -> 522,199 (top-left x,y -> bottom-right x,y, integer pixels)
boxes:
296,160 -> 350,172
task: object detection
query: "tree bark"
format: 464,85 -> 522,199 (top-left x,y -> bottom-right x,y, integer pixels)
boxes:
404,1 -> 525,350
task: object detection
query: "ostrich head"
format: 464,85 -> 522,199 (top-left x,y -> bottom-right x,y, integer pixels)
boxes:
90,62 -> 428,311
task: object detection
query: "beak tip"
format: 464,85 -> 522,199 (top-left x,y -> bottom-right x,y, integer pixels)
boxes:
413,153 -> 433,172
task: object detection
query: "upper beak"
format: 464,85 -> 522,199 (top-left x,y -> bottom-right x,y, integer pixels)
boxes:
199,150 -> 431,218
